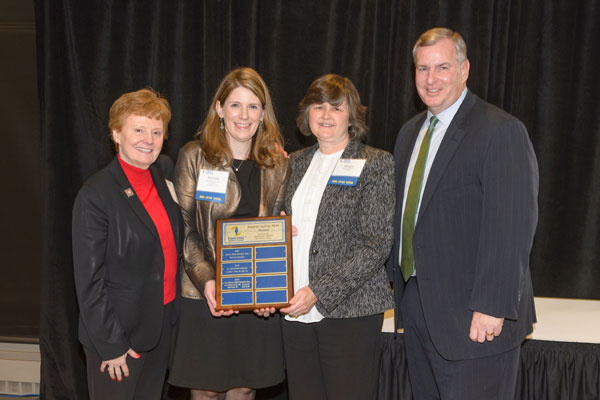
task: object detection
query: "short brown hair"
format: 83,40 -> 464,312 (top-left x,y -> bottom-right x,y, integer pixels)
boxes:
195,67 -> 284,169
108,88 -> 172,148
296,74 -> 368,141
412,27 -> 468,64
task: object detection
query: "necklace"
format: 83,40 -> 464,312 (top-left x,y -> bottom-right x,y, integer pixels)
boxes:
232,159 -> 245,172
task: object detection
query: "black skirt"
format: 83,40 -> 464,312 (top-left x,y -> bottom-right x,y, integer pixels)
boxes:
168,297 -> 285,391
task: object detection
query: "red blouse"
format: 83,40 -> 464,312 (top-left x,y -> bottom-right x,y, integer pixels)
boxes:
118,155 -> 177,304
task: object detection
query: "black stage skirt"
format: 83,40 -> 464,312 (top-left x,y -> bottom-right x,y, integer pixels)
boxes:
169,297 -> 285,392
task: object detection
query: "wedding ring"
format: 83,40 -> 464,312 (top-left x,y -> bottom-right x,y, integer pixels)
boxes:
486,332 -> 494,336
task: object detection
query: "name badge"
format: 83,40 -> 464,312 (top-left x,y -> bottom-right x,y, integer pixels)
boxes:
196,169 -> 229,203
166,180 -> 179,204
328,159 -> 366,186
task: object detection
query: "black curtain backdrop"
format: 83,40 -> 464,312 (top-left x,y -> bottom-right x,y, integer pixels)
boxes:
378,334 -> 600,400
34,0 -> 600,398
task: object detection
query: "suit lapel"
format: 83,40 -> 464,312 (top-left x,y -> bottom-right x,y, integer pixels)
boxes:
109,158 -> 160,239
151,163 -> 182,253
393,115 -> 425,242
417,92 -> 475,221
318,140 -> 363,205
397,115 -> 426,202
287,144 -> 319,208
258,164 -> 281,216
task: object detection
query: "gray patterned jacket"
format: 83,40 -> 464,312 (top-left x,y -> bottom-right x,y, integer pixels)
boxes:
284,139 -> 395,318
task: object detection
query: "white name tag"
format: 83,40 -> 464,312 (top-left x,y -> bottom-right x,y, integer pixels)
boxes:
328,159 -> 366,186
195,169 -> 229,203
166,180 -> 179,204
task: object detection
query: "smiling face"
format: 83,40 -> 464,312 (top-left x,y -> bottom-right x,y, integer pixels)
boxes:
308,100 -> 351,153
216,86 -> 264,149
415,38 -> 470,115
113,114 -> 164,169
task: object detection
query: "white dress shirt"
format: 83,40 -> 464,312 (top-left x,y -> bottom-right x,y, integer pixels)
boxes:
398,88 -> 468,269
285,148 -> 344,323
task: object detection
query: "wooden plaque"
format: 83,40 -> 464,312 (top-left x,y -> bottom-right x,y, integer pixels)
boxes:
215,215 -> 293,311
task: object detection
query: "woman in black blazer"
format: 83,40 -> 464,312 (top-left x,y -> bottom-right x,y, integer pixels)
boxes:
281,74 -> 395,399
72,88 -> 183,400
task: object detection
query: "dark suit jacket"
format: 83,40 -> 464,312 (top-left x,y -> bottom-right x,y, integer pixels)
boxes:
72,155 -> 183,361
387,91 -> 539,360
284,140 -> 395,318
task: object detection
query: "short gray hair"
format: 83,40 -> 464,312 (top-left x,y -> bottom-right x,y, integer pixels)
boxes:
412,27 -> 468,64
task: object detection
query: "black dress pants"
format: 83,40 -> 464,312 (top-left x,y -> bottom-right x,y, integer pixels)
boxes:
402,278 -> 520,400
282,314 -> 383,400
84,302 -> 173,400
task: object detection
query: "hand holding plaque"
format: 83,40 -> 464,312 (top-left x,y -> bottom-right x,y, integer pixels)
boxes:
215,216 -> 294,311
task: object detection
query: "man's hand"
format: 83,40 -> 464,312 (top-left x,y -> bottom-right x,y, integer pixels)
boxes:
469,311 -> 504,343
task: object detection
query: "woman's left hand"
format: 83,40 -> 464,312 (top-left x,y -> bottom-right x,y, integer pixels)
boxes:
100,348 -> 140,382
279,211 -> 298,236
253,307 -> 277,318
274,143 -> 289,158
280,286 -> 317,318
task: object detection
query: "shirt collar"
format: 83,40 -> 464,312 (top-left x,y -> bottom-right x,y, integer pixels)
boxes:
427,87 -> 468,128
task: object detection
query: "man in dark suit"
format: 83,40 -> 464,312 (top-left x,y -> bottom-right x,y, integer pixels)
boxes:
388,27 -> 539,399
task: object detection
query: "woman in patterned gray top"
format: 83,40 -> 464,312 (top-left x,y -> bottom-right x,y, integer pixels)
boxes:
281,74 -> 395,399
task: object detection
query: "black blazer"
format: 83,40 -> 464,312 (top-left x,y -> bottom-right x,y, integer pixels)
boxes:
388,91 -> 539,360
72,155 -> 183,361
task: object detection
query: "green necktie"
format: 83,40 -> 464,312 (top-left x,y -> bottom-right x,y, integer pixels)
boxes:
400,116 -> 439,281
